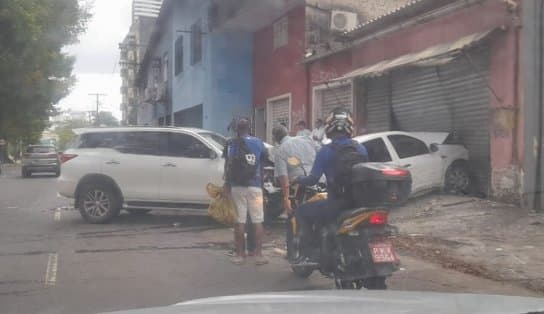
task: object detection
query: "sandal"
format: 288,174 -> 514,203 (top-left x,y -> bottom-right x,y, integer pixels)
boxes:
255,256 -> 269,266
230,256 -> 245,265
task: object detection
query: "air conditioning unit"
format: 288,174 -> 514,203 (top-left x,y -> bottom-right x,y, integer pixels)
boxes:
330,10 -> 358,32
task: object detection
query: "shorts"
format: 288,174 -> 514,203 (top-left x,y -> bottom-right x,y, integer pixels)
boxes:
231,186 -> 264,224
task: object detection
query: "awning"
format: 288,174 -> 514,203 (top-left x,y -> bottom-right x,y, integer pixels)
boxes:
331,28 -> 500,82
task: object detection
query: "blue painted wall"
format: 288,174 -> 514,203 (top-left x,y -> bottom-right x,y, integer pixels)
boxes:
168,0 -> 253,135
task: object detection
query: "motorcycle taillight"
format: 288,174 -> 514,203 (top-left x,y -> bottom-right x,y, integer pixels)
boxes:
369,212 -> 388,225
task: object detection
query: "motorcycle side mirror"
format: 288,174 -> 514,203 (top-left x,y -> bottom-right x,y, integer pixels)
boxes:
287,157 -> 301,167
429,143 -> 439,153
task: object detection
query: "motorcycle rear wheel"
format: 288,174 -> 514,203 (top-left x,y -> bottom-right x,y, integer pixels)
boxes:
362,276 -> 387,290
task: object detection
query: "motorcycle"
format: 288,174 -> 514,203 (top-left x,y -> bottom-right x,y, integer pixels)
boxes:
286,159 -> 412,290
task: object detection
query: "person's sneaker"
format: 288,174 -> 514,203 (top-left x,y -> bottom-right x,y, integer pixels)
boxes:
278,212 -> 289,220
292,256 -> 318,267
255,255 -> 269,266
230,255 -> 245,265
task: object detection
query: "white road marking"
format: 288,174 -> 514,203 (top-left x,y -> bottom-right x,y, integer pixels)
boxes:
54,210 -> 61,221
44,253 -> 58,287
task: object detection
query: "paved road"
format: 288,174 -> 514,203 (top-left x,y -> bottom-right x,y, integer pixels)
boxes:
0,165 -> 538,314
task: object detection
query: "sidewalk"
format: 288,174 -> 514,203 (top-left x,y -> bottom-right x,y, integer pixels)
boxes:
390,194 -> 544,294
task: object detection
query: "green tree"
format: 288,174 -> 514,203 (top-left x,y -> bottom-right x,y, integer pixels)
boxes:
0,0 -> 90,160
96,111 -> 119,127
55,118 -> 89,151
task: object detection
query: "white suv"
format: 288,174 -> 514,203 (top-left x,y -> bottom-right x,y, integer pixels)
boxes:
58,127 -> 229,223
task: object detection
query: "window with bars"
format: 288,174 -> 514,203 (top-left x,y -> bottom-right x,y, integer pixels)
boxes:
273,17 -> 288,49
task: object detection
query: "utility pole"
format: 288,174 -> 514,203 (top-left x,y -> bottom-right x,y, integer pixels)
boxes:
88,93 -> 107,126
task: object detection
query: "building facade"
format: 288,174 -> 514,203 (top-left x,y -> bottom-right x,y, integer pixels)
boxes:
248,0 -> 410,142
120,0 -> 162,125
303,0 -> 523,201
133,0 -> 254,134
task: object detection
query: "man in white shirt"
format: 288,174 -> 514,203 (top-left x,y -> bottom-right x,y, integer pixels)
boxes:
311,118 -> 326,144
295,120 -> 311,137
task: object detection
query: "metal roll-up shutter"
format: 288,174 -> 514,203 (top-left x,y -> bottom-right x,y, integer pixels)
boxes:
391,66 -> 453,132
317,84 -> 352,119
390,47 -> 490,195
267,97 -> 290,142
439,48 -> 491,195
363,76 -> 391,133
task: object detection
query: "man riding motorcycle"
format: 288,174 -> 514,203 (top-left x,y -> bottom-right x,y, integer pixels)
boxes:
271,125 -> 319,218
293,108 -> 368,265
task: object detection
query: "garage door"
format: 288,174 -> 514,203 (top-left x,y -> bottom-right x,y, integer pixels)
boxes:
391,48 -> 491,195
315,84 -> 352,120
266,96 -> 290,143
361,76 -> 391,133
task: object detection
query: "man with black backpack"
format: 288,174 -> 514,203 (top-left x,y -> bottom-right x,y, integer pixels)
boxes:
224,118 -> 269,265
293,108 -> 368,264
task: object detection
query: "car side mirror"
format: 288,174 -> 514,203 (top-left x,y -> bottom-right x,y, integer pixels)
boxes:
429,143 -> 439,153
209,150 -> 218,159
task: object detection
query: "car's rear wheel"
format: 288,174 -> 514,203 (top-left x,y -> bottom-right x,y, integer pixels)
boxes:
78,183 -> 121,224
444,161 -> 471,195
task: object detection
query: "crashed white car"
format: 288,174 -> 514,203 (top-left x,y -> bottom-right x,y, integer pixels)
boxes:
353,131 -> 470,195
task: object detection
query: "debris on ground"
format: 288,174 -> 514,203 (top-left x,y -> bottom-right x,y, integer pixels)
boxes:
390,194 -> 544,294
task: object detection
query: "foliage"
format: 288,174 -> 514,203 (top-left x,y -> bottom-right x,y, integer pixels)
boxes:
55,118 -> 89,151
54,111 -> 118,151
0,0 -> 90,148
96,111 -> 119,127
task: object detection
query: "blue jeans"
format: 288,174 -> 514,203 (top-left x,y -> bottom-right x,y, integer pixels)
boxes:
294,198 -> 348,257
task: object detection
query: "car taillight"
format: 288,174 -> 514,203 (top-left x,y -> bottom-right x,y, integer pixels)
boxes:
60,153 -> 78,164
382,167 -> 408,177
369,212 -> 388,225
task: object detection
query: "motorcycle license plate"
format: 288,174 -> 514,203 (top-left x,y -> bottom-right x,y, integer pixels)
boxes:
369,242 -> 397,263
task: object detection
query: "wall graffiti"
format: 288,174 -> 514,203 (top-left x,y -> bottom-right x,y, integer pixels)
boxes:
311,69 -> 339,84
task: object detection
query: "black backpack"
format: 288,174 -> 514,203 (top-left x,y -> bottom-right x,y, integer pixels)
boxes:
330,141 -> 367,199
228,137 -> 258,186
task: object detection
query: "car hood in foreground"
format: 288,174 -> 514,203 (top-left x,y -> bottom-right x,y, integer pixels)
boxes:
103,290 -> 544,314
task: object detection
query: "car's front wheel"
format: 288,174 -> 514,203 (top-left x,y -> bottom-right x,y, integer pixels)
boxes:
77,183 -> 121,224
444,161 -> 471,195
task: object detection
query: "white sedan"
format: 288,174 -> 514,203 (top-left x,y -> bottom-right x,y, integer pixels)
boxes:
353,131 -> 470,195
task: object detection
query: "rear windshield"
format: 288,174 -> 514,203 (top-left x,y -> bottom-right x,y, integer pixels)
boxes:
26,146 -> 55,153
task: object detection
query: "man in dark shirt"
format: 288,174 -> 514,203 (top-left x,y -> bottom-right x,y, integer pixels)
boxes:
224,118 -> 269,265
294,109 -> 368,264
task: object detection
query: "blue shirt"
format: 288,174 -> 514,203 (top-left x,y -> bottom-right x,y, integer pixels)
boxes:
226,135 -> 267,187
298,136 -> 368,200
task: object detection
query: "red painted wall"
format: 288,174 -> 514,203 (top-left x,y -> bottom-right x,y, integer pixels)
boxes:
307,0 -> 521,198
253,6 -> 307,129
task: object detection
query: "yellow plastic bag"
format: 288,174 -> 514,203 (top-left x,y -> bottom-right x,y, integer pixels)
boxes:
206,183 -> 237,226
